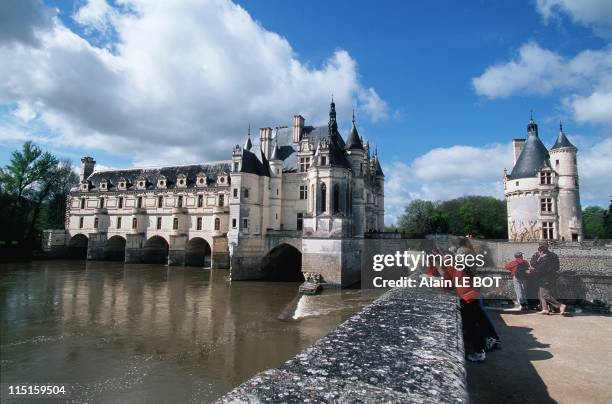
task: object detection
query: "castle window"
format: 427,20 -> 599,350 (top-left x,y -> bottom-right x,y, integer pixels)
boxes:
233,188 -> 238,198
79,217 -> 84,228
540,171 -> 552,185
297,212 -> 303,231
243,218 -> 248,229
220,177 -> 225,183
299,185 -> 308,200
333,184 -> 340,213
100,182 -> 106,190
515,181 -> 519,186
243,188 -> 249,198
99,197 -> 105,208
321,156 -> 327,166
179,179 -> 184,185
232,218 -> 237,228
94,217 -> 99,228
173,218 -> 178,230
320,183 -> 327,213
118,197 -> 123,209
555,159 -> 559,166
177,195 -> 183,207
81,198 -> 86,209
574,178 -> 579,187
197,217 -> 202,230
158,196 -> 163,208
299,157 -> 310,172
117,217 -> 122,229
310,184 -> 314,211
157,217 -> 162,229
233,162 -> 239,172
541,198 -> 553,212
139,181 -> 144,188
198,195 -> 203,207
137,197 -> 143,209
132,218 -> 137,229
218,194 -> 224,207
542,221 -> 554,240
214,218 -> 220,230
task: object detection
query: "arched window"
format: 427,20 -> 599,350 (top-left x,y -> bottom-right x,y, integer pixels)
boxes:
320,183 -> 327,213
333,184 -> 340,213
214,217 -> 220,230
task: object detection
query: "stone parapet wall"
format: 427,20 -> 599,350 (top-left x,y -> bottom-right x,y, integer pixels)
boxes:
218,287 -> 468,403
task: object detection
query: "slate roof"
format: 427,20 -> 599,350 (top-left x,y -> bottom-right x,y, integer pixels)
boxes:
81,162 -> 231,192
509,132 -> 550,180
246,125 -> 350,175
345,122 -> 364,150
551,130 -> 576,150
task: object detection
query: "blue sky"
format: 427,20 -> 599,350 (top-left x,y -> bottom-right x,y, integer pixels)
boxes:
1,0 -> 611,223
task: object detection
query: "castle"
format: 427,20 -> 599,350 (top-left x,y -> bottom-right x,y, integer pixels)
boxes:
59,100 -> 384,286
504,117 -> 583,242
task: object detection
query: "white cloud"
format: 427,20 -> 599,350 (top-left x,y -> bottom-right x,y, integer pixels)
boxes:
473,42 -> 612,127
0,0 -> 387,165
384,139 -> 611,225
568,91 -> 612,125
384,143 -> 511,224
536,0 -> 612,38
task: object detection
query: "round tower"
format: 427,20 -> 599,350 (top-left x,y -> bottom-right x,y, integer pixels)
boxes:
504,116 -> 555,241
549,123 -> 583,241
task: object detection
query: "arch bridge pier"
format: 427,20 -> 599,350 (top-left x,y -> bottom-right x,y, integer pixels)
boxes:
74,231 -> 225,268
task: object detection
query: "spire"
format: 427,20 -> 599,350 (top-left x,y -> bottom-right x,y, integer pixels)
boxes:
244,125 -> 252,150
527,112 -> 538,137
551,121 -> 577,150
328,96 -> 338,136
345,109 -> 364,150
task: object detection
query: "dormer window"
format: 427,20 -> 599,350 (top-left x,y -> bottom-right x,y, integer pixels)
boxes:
100,180 -> 108,190
136,176 -> 146,190
321,156 -> 327,166
216,172 -> 229,186
157,176 -> 167,189
81,183 -> 89,191
177,174 -> 187,188
117,178 -> 127,190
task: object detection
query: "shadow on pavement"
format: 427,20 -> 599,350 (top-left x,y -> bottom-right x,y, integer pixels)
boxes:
466,310 -> 556,404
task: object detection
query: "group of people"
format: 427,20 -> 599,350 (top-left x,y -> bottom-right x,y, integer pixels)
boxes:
504,241 -> 567,316
424,238 -> 567,363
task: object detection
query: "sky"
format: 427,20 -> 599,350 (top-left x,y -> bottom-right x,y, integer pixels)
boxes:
1,0 -> 611,224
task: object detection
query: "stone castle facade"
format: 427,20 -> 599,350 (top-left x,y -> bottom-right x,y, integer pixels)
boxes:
504,118 -> 583,242
60,100 -> 384,286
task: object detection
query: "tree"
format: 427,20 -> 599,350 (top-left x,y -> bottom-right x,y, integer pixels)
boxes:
0,142 -> 78,248
582,206 -> 609,239
397,196 -> 507,239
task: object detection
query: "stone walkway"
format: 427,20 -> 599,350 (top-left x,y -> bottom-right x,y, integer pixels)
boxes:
467,309 -> 612,404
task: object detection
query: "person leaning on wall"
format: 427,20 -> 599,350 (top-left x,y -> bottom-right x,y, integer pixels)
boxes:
528,241 -> 568,316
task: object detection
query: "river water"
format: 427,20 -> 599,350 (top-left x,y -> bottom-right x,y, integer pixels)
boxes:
0,260 -> 381,403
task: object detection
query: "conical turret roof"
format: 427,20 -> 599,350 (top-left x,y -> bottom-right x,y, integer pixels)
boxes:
551,124 -> 576,150
509,127 -> 550,180
346,111 -> 364,150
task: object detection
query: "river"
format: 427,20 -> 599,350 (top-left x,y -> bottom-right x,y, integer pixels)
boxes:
0,260 -> 381,403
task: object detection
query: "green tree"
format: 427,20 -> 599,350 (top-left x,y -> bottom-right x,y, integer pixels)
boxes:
0,142 -> 77,248
582,206 -> 609,239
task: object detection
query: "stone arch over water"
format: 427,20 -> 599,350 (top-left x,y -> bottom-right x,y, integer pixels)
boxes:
103,235 -> 126,261
185,237 -> 212,267
143,235 -> 169,264
68,234 -> 88,259
261,243 -> 304,282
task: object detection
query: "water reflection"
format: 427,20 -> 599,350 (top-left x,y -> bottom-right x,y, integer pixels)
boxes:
0,260 -> 381,403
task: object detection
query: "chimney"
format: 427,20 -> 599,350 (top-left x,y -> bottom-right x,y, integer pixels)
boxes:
292,115 -> 305,143
260,127 -> 273,158
80,156 -> 96,182
512,139 -> 525,165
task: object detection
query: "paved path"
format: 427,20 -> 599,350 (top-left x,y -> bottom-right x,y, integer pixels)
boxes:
467,309 -> 612,404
